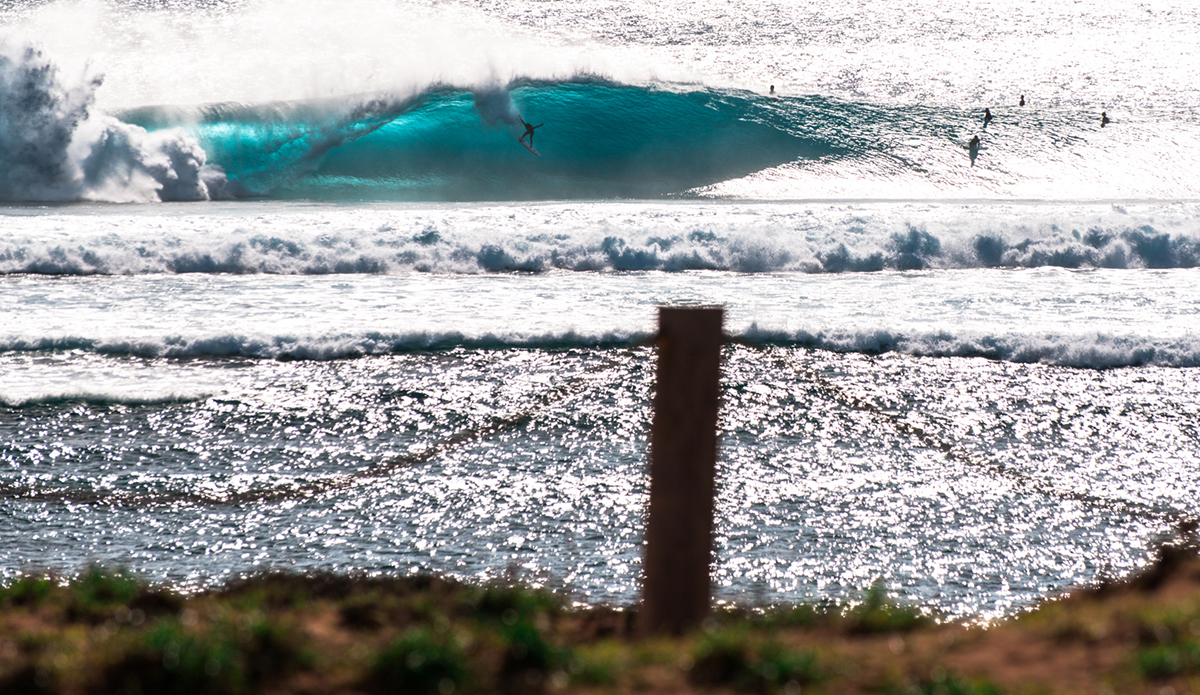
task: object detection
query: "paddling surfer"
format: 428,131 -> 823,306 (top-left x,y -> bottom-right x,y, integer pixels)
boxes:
520,119 -> 543,148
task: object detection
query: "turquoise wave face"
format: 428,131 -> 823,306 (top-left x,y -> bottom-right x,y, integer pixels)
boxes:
297,83 -> 845,199
120,81 -> 856,200
124,80 -> 1166,202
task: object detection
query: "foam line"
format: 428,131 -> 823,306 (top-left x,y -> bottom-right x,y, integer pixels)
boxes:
2,217 -> 1196,275
1,328 -> 1196,369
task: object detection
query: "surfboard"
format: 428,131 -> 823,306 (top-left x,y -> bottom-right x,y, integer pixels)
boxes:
519,138 -> 541,157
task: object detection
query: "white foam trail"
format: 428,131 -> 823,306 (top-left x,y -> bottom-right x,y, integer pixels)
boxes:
0,35 -> 227,203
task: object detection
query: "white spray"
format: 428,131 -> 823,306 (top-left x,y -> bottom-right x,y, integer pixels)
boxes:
472,86 -> 523,129
0,35 -> 227,203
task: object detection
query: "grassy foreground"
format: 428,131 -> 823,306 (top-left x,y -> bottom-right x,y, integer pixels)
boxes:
4,538 -> 1200,695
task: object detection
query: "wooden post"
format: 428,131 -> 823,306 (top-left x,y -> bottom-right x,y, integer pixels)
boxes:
640,306 -> 724,635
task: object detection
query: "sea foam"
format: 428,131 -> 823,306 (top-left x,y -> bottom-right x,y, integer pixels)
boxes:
2,202 -> 1197,275
1,327 -> 1196,369
0,35 -> 227,203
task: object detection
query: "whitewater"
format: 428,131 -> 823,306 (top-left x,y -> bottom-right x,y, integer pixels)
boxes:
1,0 -> 1198,620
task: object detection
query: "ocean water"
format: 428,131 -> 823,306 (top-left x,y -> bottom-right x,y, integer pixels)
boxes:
2,0 -> 1199,620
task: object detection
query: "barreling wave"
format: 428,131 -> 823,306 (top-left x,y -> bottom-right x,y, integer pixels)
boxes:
115,77 -> 1200,202
116,78 -> 846,201
3,328 -> 1198,369
7,34 -> 1200,203
2,31 -> 859,203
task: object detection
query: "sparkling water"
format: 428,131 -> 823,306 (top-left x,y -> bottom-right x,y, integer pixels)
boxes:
2,0 -> 1198,621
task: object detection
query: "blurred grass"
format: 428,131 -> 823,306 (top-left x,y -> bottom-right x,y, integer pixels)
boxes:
3,542 -> 1200,694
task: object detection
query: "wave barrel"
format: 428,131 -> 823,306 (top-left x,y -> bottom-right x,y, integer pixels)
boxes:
640,306 -> 725,635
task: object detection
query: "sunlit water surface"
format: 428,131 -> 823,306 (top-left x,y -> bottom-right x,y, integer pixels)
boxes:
2,0 -> 1200,620
3,201 -> 1198,619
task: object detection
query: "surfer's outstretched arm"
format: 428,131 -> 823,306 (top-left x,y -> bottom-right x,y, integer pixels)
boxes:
520,121 -> 544,146
519,120 -> 544,144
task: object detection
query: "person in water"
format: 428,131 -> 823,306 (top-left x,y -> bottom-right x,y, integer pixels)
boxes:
967,134 -> 981,166
1101,111 -> 1111,127
1019,94 -> 1025,106
520,120 -> 543,147
983,108 -> 993,127
769,85 -> 776,96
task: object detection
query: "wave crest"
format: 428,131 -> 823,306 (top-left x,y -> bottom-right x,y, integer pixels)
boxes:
741,326 -> 1200,370
0,391 -> 208,409
2,210 -> 1196,276
3,328 -> 1197,369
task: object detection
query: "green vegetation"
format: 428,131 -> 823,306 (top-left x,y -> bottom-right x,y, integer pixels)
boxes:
4,547 -> 1200,694
898,672 -> 1003,695
845,580 -> 934,634
689,627 -> 822,691
1136,641 -> 1200,680
0,574 -> 57,607
366,627 -> 468,695
100,612 -> 310,695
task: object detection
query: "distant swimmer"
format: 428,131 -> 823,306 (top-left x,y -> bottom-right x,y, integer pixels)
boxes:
519,119 -> 543,147
1101,111 -> 1111,127
983,108 -> 994,127
769,85 -> 776,96
967,134 -> 980,166
1019,94 -> 1025,106
969,135 -> 981,149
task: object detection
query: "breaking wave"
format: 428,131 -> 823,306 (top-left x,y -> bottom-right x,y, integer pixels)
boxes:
6,31 -> 1200,204
0,35 -> 228,203
3,210 -> 1197,275
118,80 -> 841,201
2,328 -> 1197,369
0,391 -> 208,409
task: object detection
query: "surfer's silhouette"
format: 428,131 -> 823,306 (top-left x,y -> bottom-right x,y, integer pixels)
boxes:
769,85 -> 776,96
983,108 -> 994,127
968,134 -> 981,166
1019,95 -> 1025,106
520,120 -> 543,147
1101,111 -> 1111,128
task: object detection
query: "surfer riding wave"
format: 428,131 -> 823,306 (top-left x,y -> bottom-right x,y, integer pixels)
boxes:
520,119 -> 543,148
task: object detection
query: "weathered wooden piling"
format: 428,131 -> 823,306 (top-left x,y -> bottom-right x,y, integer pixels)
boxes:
640,306 -> 724,635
